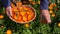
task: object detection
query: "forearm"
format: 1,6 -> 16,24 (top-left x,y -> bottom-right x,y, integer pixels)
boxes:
1,0 -> 11,8
40,0 -> 49,10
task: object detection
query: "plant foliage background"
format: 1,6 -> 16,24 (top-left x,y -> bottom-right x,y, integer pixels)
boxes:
0,0 -> 60,34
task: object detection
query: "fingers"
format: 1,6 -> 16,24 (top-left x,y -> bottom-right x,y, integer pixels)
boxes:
41,10 -> 51,23
6,6 -> 12,17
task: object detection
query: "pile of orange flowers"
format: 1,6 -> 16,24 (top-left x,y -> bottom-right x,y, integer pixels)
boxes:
11,2 -> 35,23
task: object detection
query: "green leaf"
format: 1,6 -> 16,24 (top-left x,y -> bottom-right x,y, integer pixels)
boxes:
0,19 -> 5,24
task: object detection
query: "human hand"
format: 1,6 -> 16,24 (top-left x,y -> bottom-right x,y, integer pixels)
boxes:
6,6 -> 12,17
40,10 -> 51,24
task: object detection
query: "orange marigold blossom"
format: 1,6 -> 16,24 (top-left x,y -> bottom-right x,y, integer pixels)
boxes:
51,13 -> 56,17
0,14 -> 4,19
58,23 -> 60,27
24,23 -> 30,28
6,29 -> 12,34
16,2 -> 22,6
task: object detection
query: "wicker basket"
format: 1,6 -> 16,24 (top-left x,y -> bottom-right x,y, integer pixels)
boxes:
6,5 -> 36,24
